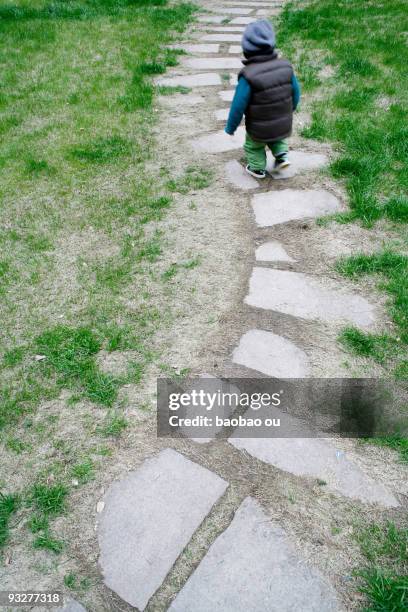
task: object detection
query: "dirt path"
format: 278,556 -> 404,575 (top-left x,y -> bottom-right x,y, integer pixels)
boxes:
55,2 -> 407,610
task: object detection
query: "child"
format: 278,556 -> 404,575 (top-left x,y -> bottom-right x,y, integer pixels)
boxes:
225,20 -> 300,179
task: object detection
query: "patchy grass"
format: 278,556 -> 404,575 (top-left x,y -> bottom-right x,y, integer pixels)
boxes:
0,0 -> 196,563
29,483 -> 69,516
0,492 -> 20,548
355,521 -> 408,611
166,166 -> 213,194
336,251 -> 407,376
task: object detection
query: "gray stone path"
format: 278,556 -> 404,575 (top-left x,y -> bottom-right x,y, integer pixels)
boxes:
218,89 -> 234,101
201,33 -> 243,42
228,44 -> 242,53
266,150 -> 328,177
192,126 -> 245,152
156,72 -> 222,88
177,43 -> 220,53
197,14 -> 225,23
255,240 -> 296,262
98,2 -> 401,610
229,440 -> 399,506
229,16 -> 258,24
233,329 -> 310,377
98,449 -> 227,610
252,189 -> 341,226
183,57 -> 242,69
225,159 -> 258,189
58,601 -> 86,612
169,497 -> 340,612
211,6 -> 254,13
245,268 -> 376,327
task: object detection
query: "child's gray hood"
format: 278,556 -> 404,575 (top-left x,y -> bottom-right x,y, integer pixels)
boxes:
241,19 -> 276,54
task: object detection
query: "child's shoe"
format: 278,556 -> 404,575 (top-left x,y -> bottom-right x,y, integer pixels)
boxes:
245,165 -> 266,179
273,153 -> 290,171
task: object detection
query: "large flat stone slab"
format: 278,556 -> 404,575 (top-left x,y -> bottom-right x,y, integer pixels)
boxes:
58,602 -> 86,612
229,442 -> 398,506
183,57 -> 242,70
228,44 -> 242,54
229,16 -> 257,24
256,241 -> 296,262
224,1 -> 278,5
266,150 -> 328,179
177,43 -> 220,53
218,89 -> 234,101
98,449 -> 228,610
201,33 -> 243,42
197,15 -> 225,23
169,497 -> 340,611
215,107 -> 229,120
156,72 -> 222,88
192,126 -> 245,153
225,160 -> 258,189
205,25 -> 245,31
252,189 -> 341,226
211,7 -> 254,13
245,268 -> 376,327
233,329 -> 310,377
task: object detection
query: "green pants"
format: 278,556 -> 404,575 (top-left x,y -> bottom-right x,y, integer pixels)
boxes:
244,133 -> 288,171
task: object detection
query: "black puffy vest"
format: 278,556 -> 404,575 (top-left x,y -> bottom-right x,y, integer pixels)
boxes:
239,52 -> 294,142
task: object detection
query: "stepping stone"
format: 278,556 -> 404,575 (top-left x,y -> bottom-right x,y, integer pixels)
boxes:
229,16 -> 259,23
211,7 -> 254,14
256,9 -> 269,16
184,375 -> 240,443
215,107 -> 229,120
168,497 -> 340,611
197,15 -> 225,23
183,57 -> 242,70
229,442 -> 398,506
58,602 -> 86,612
206,26 -> 245,31
201,33 -> 243,42
228,45 -> 242,54
245,268 -> 376,327
218,89 -> 234,101
98,449 -> 228,610
224,1 -> 277,5
266,150 -> 328,179
233,329 -> 309,377
192,126 -> 245,153
225,159 -> 258,189
256,241 -> 296,262
155,73 -> 222,88
251,189 -> 341,226
177,43 -> 220,53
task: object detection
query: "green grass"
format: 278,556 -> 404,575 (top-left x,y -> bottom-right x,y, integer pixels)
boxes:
279,0 -> 408,223
30,483 -> 69,515
99,412 -> 128,437
33,532 -> 64,554
279,0 -> 408,380
355,522 -> 408,610
336,251 -> 407,376
166,166 -> 213,194
0,0 -> 197,567
0,492 -> 20,548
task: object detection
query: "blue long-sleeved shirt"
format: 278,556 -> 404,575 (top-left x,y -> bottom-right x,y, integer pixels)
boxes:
225,73 -> 301,135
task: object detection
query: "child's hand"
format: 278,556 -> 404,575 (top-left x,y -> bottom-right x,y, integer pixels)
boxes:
224,127 -> 234,136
